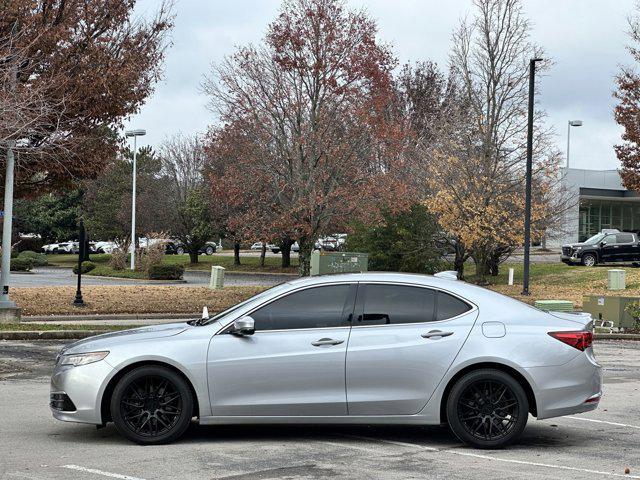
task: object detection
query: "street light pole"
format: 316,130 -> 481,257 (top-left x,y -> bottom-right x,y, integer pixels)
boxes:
0,58 -> 18,308
522,57 -> 543,297
566,120 -> 583,168
125,129 -> 146,270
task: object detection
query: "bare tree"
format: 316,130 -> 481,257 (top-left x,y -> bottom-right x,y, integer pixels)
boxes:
160,133 -> 206,203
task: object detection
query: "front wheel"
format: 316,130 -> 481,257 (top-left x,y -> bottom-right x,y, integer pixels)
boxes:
446,369 -> 528,449
176,246 -> 185,255
581,253 -> 597,267
110,365 -> 193,445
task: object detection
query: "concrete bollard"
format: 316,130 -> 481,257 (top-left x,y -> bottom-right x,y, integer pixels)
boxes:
508,268 -> 514,286
209,265 -> 225,289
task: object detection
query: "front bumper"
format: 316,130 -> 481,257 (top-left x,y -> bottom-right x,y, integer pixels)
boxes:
50,359 -> 114,425
526,349 -> 602,420
561,254 -> 580,264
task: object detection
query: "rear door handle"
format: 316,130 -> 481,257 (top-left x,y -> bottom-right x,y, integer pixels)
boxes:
312,338 -> 344,346
421,330 -> 454,339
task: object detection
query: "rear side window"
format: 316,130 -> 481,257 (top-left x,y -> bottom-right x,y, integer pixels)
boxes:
616,233 -> 634,243
250,285 -> 352,331
436,291 -> 472,320
360,284 -> 436,325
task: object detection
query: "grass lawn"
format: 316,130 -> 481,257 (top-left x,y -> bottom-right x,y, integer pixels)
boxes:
46,253 -> 298,274
13,285 -> 265,316
466,262 -> 640,308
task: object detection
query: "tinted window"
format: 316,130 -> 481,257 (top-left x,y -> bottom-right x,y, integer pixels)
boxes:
616,233 -> 634,243
603,235 -> 616,244
360,285 -> 435,325
436,291 -> 472,320
251,285 -> 352,331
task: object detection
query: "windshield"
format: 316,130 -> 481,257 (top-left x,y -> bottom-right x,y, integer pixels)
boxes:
201,283 -> 290,325
583,233 -> 606,245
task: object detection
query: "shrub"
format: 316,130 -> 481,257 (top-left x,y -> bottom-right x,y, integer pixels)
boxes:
148,264 -> 184,280
10,257 -> 33,271
624,302 -> 640,331
109,241 -> 129,271
17,237 -> 45,253
72,261 -> 96,275
18,250 -> 48,267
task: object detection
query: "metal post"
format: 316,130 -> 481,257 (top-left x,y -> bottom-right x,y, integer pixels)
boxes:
130,135 -> 137,270
0,59 -> 17,308
566,121 -> 571,169
523,58 -> 542,296
74,219 -> 85,306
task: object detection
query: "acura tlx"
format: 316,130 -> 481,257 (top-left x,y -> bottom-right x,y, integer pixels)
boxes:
50,272 -> 601,448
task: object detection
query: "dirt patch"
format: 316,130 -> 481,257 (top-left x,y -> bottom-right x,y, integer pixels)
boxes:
12,286 -> 265,316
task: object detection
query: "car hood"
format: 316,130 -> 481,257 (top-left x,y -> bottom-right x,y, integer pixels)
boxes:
562,243 -> 586,248
62,322 -> 191,354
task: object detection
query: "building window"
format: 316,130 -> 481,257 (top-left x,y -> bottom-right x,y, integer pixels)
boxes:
579,199 -> 640,242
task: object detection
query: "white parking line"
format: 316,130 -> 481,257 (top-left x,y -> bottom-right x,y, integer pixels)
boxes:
337,436 -> 640,479
61,465 -> 145,480
566,416 -> 640,430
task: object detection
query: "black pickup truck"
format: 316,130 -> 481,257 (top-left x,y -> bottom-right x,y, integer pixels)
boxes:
561,230 -> 640,266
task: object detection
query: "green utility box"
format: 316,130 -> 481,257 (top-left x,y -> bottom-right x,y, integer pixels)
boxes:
608,269 -> 626,291
582,295 -> 638,328
310,251 -> 368,276
534,300 -> 574,312
209,265 -> 225,289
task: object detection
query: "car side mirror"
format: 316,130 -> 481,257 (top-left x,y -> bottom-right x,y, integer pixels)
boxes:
232,316 -> 255,336
600,241 -> 607,246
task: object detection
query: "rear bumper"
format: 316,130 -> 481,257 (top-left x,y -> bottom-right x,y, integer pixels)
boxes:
526,349 -> 602,420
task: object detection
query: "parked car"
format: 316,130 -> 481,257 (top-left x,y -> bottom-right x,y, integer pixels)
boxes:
250,242 -> 277,251
166,240 -> 217,256
50,272 -> 601,447
270,242 -> 299,254
41,241 -> 78,254
561,229 -> 640,266
94,241 -> 119,254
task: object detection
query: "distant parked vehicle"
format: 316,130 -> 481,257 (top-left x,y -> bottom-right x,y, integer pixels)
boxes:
270,242 -> 299,254
42,241 -> 77,254
93,241 -> 119,254
251,242 -> 277,251
167,240 -> 217,256
561,229 -> 640,267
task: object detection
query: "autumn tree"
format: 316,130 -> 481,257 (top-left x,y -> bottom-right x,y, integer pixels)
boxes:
0,0 -> 172,197
159,134 -> 215,264
615,3 -> 640,189
424,0 -> 566,282
204,0 -> 409,275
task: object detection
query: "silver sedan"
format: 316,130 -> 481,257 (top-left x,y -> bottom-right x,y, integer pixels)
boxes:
50,273 -> 602,448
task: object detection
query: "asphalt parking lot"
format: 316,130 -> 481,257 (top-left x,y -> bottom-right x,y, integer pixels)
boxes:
0,339 -> 638,480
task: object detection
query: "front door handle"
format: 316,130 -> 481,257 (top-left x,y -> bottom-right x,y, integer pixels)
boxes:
421,330 -> 454,339
312,338 -> 344,346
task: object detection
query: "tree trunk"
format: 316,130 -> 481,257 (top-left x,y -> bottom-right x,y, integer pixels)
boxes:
189,249 -> 199,264
234,242 -> 241,266
280,237 -> 293,268
260,242 -> 266,267
473,250 -> 490,285
297,237 -> 314,276
454,242 -> 466,280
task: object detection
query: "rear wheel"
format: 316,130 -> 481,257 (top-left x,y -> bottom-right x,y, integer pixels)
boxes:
205,245 -> 214,255
446,369 -> 528,449
110,365 -> 193,445
581,253 -> 597,267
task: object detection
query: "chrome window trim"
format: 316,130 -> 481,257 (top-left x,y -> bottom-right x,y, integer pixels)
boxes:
351,281 -> 477,328
215,281 -> 357,335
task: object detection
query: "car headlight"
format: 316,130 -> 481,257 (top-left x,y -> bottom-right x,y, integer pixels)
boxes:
58,351 -> 109,367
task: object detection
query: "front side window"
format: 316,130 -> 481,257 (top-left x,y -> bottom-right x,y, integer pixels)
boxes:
250,285 -> 353,331
603,235 -> 616,245
360,284 -> 436,325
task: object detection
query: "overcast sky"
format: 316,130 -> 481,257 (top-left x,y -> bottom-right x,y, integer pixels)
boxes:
123,0 -> 636,171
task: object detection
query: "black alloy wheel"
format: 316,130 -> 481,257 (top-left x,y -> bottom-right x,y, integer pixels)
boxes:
111,366 -> 193,445
446,369 -> 528,449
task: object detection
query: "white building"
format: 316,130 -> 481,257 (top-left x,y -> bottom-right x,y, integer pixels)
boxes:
552,167 -> 640,246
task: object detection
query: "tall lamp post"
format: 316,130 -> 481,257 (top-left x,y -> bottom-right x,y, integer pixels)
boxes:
566,120 -> 583,168
125,129 -> 146,270
522,57 -> 543,296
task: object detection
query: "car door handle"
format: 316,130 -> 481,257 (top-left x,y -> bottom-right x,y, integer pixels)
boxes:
311,338 -> 344,346
421,330 -> 454,339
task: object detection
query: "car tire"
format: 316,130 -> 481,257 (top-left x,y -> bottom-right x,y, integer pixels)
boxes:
205,246 -> 214,255
110,365 -> 194,445
446,369 -> 528,449
176,247 -> 185,255
271,248 -> 280,254
581,253 -> 597,267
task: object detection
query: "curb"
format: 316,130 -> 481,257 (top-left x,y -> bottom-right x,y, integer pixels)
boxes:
594,333 -> 640,340
22,312 -> 197,323
0,330 -> 111,340
82,274 -> 187,284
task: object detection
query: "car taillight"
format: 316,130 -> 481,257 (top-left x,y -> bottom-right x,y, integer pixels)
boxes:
548,331 -> 593,351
